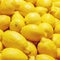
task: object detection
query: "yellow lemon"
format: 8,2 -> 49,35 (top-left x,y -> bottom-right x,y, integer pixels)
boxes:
36,54 -> 56,60
41,13 -> 55,28
37,37 -> 57,58
52,34 -> 60,48
38,23 -> 53,38
2,30 -> 28,52
13,0 -> 26,10
0,15 -> 10,31
21,24 -> 46,42
29,56 -> 35,60
0,41 -> 3,51
35,7 -> 48,16
0,29 -> 3,41
10,11 -> 25,32
12,11 -> 24,21
18,2 -> 35,17
50,6 -> 60,19
25,0 -> 37,4
25,12 -> 41,25
1,48 -> 28,60
36,0 -> 52,9
0,0 -> 16,15
24,41 -> 37,56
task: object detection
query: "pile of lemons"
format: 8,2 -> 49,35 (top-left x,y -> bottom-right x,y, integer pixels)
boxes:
0,0 -> 60,60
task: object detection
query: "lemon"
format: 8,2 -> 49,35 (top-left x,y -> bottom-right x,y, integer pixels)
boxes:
36,0 -> 52,9
18,2 -> 35,17
50,6 -> 60,19
52,34 -> 60,48
2,30 -> 28,52
54,21 -> 60,33
24,41 -> 37,56
38,23 -> 53,38
0,0 -> 16,15
29,56 -> 35,60
12,11 -> 24,21
25,12 -> 41,25
0,15 -> 10,31
10,11 -> 25,32
35,7 -> 48,16
37,37 -> 57,58
13,0 -> 26,10
41,13 -> 55,28
1,48 -> 28,60
36,54 -> 56,60
0,29 -> 3,41
25,0 -> 37,4
0,41 -> 3,51
21,24 -> 46,42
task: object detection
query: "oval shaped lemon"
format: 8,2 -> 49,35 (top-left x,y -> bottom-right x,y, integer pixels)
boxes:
37,37 -> 57,58
2,30 -> 28,52
1,48 -> 28,60
0,15 -> 10,31
35,7 -> 48,16
41,13 -> 55,27
39,23 -> 53,38
21,24 -> 46,42
36,0 -> 52,9
25,12 -> 41,25
24,41 -> 37,56
10,11 -> 25,32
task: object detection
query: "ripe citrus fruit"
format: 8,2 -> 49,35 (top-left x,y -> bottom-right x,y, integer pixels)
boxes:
36,0 -> 52,9
50,6 -> 60,19
1,48 -> 28,60
2,30 -> 28,52
21,24 -> 46,42
18,2 -> 35,17
10,11 -> 25,32
24,41 -> 37,56
37,37 -> 57,58
38,23 -> 53,38
41,13 -> 55,27
35,7 -> 48,16
0,15 -> 10,31
25,12 -> 41,25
